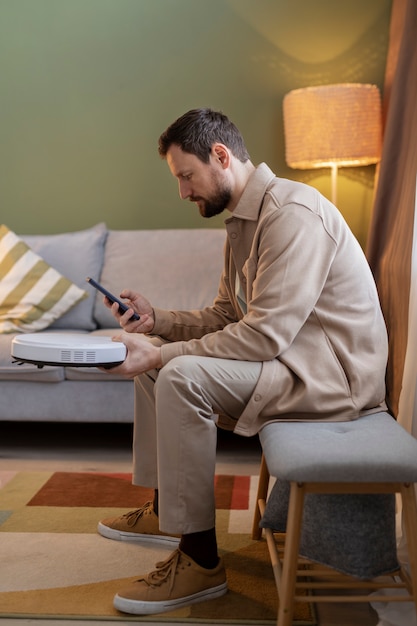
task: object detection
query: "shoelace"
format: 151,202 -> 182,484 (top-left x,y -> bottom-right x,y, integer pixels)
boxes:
144,550 -> 190,594
122,501 -> 153,528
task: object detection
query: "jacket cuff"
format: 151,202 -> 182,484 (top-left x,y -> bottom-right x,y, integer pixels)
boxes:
152,307 -> 173,337
160,341 -> 185,365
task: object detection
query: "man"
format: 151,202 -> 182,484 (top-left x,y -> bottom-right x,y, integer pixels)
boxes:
98,108 -> 388,615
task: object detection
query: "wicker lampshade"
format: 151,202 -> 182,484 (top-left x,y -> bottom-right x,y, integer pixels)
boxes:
283,83 -> 382,169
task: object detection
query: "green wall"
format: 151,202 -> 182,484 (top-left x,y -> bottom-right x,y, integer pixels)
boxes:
1,0 -> 392,246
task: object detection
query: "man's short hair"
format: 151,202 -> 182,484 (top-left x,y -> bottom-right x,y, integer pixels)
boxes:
158,108 -> 250,163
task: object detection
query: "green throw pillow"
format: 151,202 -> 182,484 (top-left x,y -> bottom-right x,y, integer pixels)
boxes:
0,224 -> 88,333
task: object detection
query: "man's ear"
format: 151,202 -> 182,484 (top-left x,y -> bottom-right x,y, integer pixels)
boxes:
212,143 -> 230,169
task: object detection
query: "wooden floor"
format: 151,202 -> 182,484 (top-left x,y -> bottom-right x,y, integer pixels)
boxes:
0,421 -> 380,626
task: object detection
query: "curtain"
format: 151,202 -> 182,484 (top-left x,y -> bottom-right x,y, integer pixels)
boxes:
366,1 -> 417,623
398,184 -> 417,440
366,0 -> 417,418
371,183 -> 417,626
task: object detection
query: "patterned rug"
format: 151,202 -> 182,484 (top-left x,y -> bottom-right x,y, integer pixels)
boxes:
0,471 -> 315,624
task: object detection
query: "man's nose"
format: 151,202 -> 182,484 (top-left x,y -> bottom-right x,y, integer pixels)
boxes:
179,180 -> 191,200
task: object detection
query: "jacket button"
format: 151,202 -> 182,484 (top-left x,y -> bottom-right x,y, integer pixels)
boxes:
254,394 -> 261,402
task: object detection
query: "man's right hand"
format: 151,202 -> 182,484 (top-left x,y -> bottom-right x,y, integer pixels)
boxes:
104,289 -> 155,334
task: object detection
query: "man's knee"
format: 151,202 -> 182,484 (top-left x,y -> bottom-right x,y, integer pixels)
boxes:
155,355 -> 201,390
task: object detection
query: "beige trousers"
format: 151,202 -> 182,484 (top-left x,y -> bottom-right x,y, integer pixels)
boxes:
132,355 -> 262,535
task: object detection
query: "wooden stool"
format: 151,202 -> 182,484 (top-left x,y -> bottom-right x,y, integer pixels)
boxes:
252,411 -> 417,626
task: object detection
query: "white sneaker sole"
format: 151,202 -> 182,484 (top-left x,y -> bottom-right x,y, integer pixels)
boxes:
97,521 -> 180,546
114,581 -> 228,615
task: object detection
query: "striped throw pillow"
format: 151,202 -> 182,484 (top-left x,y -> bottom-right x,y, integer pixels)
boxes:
0,225 -> 88,333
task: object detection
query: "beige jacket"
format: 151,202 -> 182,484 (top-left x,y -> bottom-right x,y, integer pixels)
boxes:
153,163 -> 388,436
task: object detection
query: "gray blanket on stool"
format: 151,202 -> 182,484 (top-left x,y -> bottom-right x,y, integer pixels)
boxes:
260,479 -> 399,579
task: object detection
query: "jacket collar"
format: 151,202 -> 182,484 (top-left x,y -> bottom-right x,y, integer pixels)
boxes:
225,162 -> 276,223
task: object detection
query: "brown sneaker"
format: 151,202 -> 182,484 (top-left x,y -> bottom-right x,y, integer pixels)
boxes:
113,548 -> 227,615
97,501 -> 180,546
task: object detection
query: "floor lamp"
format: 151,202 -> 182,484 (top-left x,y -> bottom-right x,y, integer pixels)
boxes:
282,83 -> 382,205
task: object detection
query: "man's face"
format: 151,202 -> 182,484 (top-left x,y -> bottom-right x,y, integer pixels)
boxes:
166,144 -> 232,218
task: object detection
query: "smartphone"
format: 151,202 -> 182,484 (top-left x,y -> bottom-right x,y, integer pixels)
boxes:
86,277 -> 140,321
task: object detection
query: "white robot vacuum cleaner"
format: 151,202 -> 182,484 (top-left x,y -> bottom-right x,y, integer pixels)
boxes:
11,333 -> 126,368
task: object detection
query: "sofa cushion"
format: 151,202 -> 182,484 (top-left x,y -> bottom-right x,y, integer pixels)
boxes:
23,223 -> 108,331
0,225 -> 88,334
94,229 -> 226,328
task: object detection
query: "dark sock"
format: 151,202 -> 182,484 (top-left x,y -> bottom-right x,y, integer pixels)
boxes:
179,527 -> 219,569
152,489 -> 159,516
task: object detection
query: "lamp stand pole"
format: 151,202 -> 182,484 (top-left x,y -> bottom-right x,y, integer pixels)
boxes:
330,163 -> 338,206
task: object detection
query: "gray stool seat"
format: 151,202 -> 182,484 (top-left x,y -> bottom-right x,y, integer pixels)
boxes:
259,411 -> 417,483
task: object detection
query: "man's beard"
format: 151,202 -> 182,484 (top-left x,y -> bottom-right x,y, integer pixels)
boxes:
191,174 -> 232,218
199,188 -> 232,218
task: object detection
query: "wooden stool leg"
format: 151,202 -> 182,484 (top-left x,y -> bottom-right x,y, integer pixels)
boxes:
278,481 -> 305,626
401,483 -> 417,615
252,453 -> 270,540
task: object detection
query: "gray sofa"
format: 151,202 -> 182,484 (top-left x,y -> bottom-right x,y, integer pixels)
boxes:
0,223 -> 225,422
